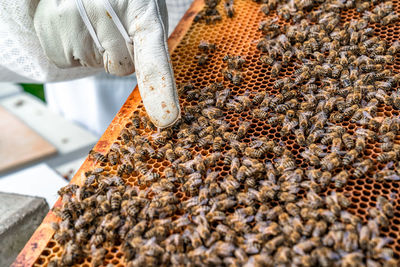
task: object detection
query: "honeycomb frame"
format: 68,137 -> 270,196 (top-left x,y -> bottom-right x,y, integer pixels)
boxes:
12,2 -> 204,266
13,0 -> 400,266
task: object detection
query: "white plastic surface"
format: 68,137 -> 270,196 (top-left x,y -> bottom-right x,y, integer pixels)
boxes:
0,163 -> 67,207
0,83 -> 22,98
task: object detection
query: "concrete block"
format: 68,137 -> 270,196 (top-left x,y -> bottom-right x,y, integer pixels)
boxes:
0,192 -> 49,267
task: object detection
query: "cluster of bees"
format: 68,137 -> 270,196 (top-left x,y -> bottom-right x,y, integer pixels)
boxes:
195,0 -> 235,24
47,0 -> 400,266
197,41 -> 216,66
255,0 -> 400,181
222,55 -> 246,85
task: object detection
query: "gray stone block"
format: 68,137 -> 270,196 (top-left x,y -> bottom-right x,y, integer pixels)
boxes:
0,192 -> 49,266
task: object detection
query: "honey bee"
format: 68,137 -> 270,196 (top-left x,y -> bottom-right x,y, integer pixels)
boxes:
175,146 -> 192,160
275,150 -> 296,173
223,131 -> 238,142
260,54 -> 275,66
341,133 -> 354,149
264,235 -> 285,253
120,128 -> 133,144
215,88 -> 231,108
383,259 -> 398,267
224,0 -> 234,17
74,211 -> 94,230
202,107 -> 223,119
293,128 -> 306,146
107,150 -> 119,165
356,128 -> 377,141
236,121 -> 251,138
61,241 -> 83,266
332,170 -> 348,188
198,40 -> 216,53
226,99 -> 244,113
388,41 -> 400,55
89,150 -> 107,163
379,118 -> 393,135
330,137 -> 343,153
271,61 -> 282,77
223,55 -> 246,70
354,136 -> 366,154
139,115 -> 149,129
250,108 -> 268,120
196,54 -> 209,66
53,220 -> 73,245
275,99 -> 298,113
198,125 -> 214,138
58,184 -> 79,197
197,134 -> 213,147
117,164 -> 134,176
280,118 -> 298,136
204,152 -> 221,167
321,152 -> 341,171
228,140 -> 246,154
130,114 -> 141,128
152,131 -> 170,146
144,225 -> 168,239
355,223 -> 371,250
374,166 -> 400,182
377,196 -> 394,218
155,143 -> 171,159
342,149 -> 359,166
369,208 -> 389,228
377,151 -> 398,163
354,159 -> 373,178
382,13 -> 399,25
237,94 -> 252,110
268,113 -> 285,126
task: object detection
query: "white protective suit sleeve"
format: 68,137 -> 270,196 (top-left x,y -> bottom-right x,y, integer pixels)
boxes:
0,1 -> 100,83
0,0 -> 183,128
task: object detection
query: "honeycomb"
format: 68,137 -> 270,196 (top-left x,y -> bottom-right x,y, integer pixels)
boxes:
13,0 -> 400,266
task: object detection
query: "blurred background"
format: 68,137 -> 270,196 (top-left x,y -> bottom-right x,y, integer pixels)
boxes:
0,82 -> 100,207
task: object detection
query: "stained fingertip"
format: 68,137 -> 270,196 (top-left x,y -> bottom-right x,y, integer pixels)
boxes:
103,50 -> 135,76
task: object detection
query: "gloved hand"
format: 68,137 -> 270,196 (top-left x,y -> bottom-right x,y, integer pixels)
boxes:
33,0 -> 180,128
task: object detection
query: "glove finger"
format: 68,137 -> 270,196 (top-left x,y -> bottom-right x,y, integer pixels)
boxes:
101,32 -> 135,76
89,2 -> 135,76
103,45 -> 135,76
130,0 -> 180,128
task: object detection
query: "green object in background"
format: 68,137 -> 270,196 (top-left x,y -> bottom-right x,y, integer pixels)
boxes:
20,84 -> 45,102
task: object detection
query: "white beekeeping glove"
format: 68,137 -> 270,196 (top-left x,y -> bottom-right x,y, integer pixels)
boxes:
33,0 -> 180,128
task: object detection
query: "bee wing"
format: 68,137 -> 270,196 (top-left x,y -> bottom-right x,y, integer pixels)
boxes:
127,146 -> 136,154
335,150 -> 347,156
362,110 -> 373,119
110,143 -> 120,151
318,152 -> 328,157
384,161 -> 394,169
384,174 -> 400,181
355,128 -> 367,137
251,140 -> 264,148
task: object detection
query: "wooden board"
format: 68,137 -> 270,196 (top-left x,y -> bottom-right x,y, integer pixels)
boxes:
0,106 -> 57,173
